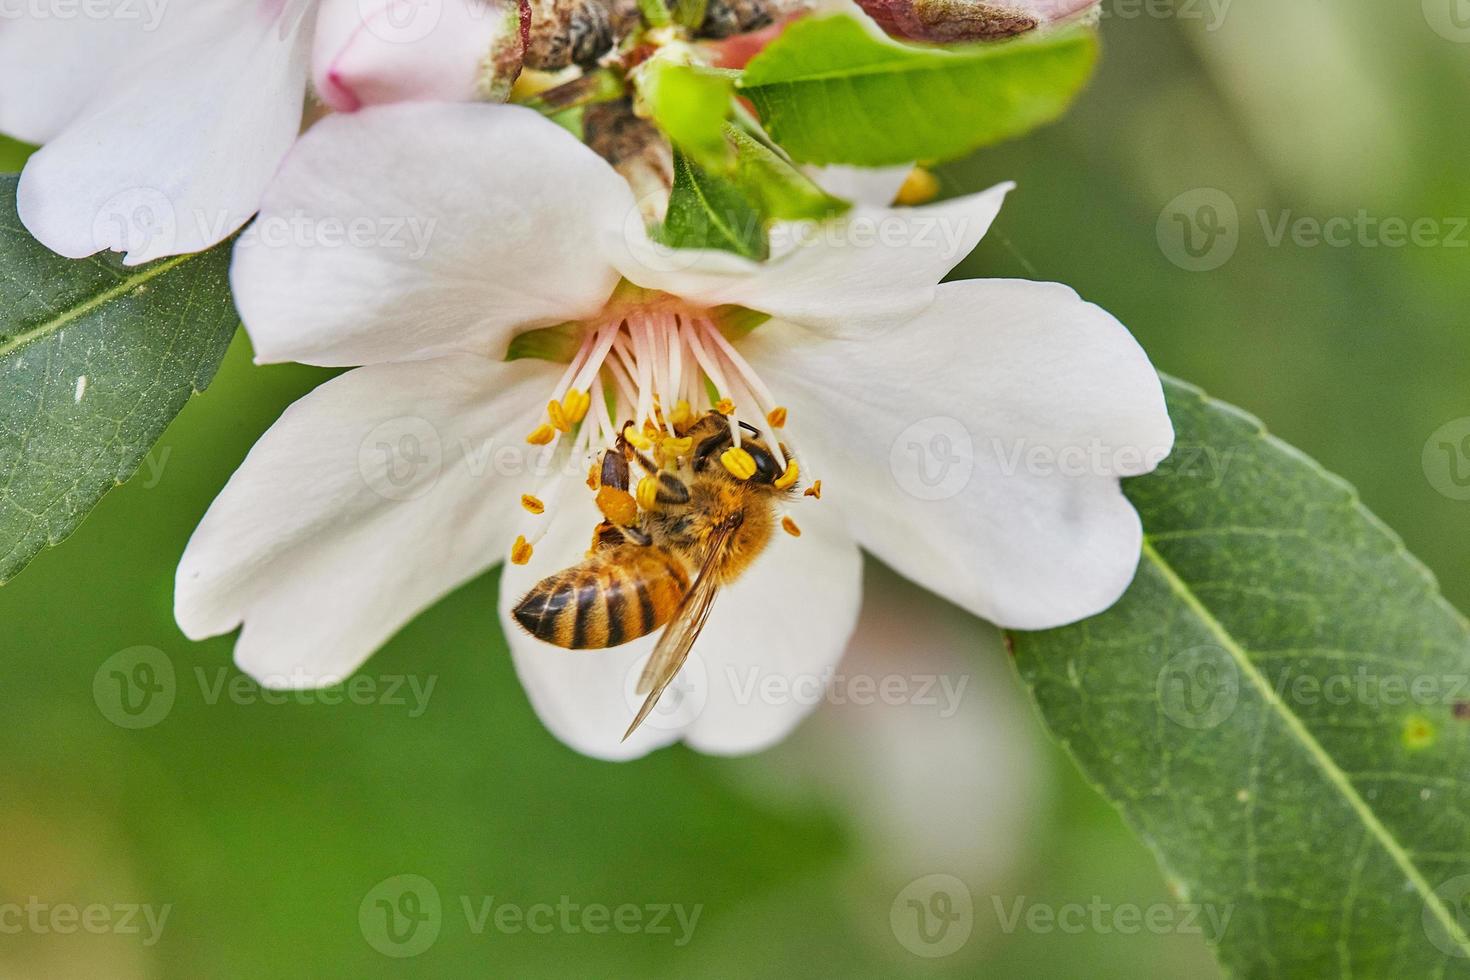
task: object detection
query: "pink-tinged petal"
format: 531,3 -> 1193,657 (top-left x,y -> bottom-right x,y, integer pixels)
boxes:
177,354 -> 560,687
11,0 -> 309,264
233,103 -> 635,367
498,492 -> 863,761
743,278 -> 1174,630
312,0 -> 521,112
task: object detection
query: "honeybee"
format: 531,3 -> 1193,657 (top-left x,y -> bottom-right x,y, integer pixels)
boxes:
513,412 -> 795,740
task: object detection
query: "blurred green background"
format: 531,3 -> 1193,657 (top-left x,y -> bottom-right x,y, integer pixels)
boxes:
2,1 -> 1466,975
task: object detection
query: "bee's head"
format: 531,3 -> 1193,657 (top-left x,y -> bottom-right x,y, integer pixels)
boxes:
692,419 -> 791,492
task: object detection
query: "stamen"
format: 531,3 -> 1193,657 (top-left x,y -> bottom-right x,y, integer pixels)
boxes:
773,459 -> 800,491
721,446 -> 757,480
510,296 -> 822,568
622,423 -> 652,451
562,388 -> 591,424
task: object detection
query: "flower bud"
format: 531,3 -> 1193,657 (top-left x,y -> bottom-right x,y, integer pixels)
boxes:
312,0 -> 525,112
856,0 -> 1096,43
584,99 -> 674,223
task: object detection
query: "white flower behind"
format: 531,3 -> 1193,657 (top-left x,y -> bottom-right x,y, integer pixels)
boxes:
175,102 -> 1173,760
0,0 -> 516,263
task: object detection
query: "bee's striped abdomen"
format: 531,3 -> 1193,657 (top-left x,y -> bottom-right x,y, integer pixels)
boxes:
513,546 -> 689,650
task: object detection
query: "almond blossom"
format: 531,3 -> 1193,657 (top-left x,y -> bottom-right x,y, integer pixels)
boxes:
174,102 -> 1173,759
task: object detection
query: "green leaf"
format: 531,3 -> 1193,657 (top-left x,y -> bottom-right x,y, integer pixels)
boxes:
724,126 -> 849,222
1009,377 -> 1470,976
654,122 -> 852,259
738,14 -> 1098,166
639,58 -> 735,172
0,176 -> 237,584
656,150 -> 768,259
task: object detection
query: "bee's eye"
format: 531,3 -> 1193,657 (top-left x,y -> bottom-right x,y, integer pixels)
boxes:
747,445 -> 781,485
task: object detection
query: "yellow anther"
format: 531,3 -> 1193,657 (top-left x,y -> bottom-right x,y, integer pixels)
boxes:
636,475 -> 660,511
547,399 -> 570,433
526,423 -> 555,445
781,516 -> 801,537
721,446 -> 757,480
586,462 -> 600,491
895,166 -> 940,206
596,485 -> 638,526
773,458 -> 800,491
520,494 -> 545,515
561,388 -> 591,424
767,406 -> 788,428
804,479 -> 822,500
670,399 -> 695,430
714,398 -> 735,415
510,535 -> 533,565
661,435 -> 693,458
622,423 -> 652,451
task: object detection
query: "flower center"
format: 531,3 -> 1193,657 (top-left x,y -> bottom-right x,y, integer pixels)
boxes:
509,299 -> 818,563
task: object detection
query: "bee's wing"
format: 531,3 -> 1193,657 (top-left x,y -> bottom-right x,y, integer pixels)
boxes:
623,524 -> 735,742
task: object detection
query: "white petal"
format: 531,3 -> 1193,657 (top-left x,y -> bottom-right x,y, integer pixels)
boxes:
0,1 -> 146,144
498,493 -> 863,761
233,103 -> 635,367
14,2 -> 310,264
805,163 -> 913,208
176,354 -> 558,687
744,278 -> 1174,629
613,183 -> 1011,336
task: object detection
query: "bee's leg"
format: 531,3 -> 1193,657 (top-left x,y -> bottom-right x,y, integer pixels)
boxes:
600,447 -> 630,491
620,525 -> 654,547
652,472 -> 690,505
614,425 -> 661,476
591,520 -> 624,552
591,518 -> 653,551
